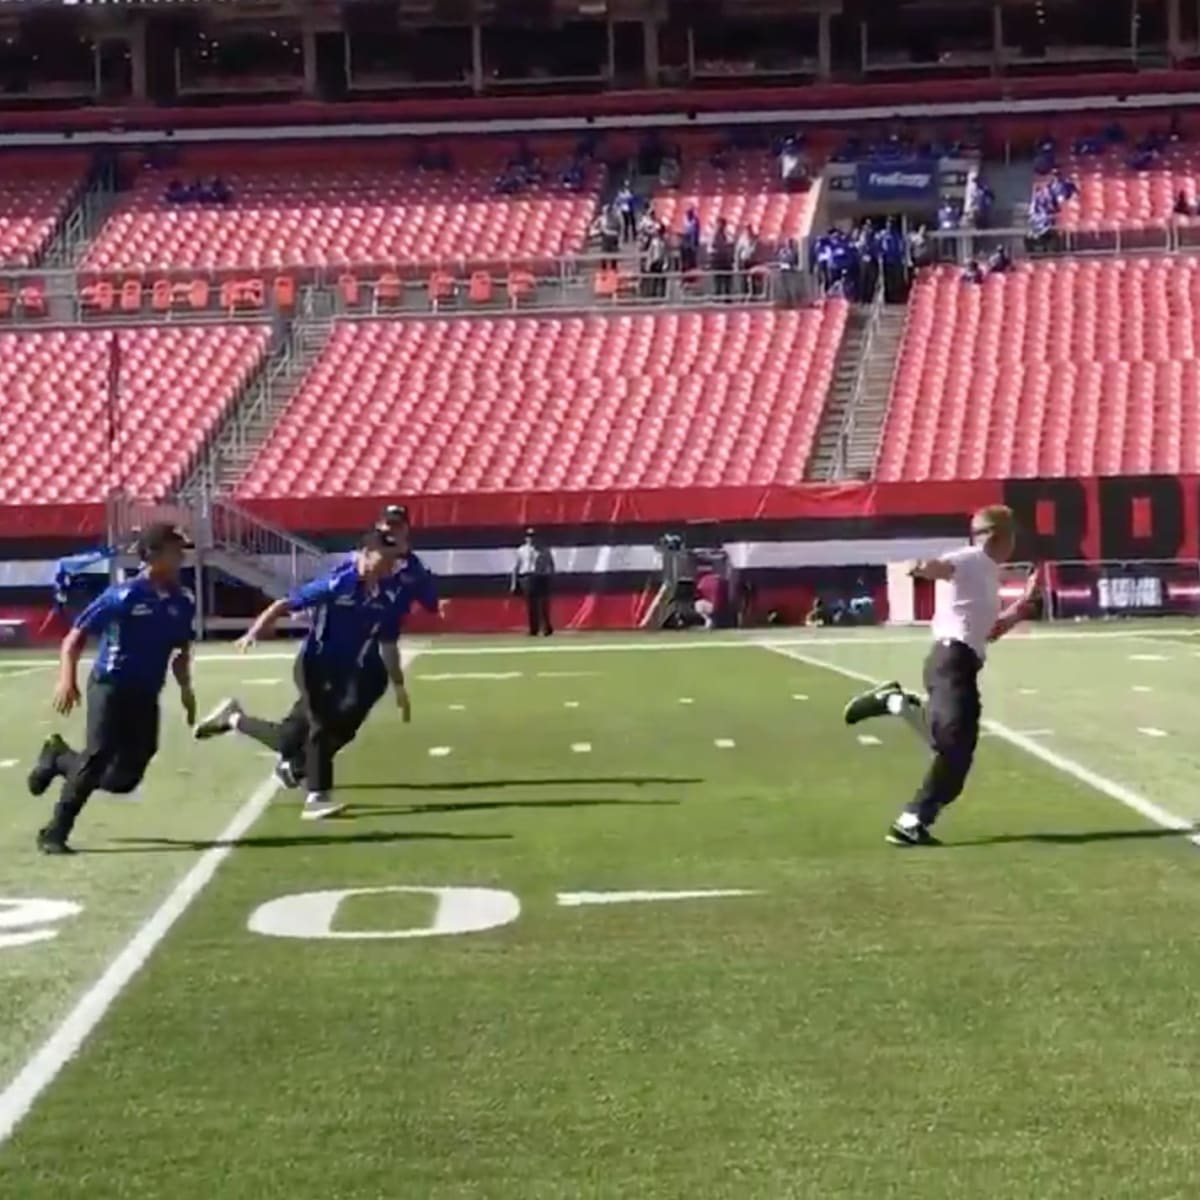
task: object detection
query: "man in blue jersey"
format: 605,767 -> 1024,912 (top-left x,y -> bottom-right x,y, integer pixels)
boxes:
27,523 -> 197,855
195,527 -> 416,820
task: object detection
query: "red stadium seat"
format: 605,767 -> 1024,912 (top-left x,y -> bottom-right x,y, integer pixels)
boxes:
878,258 -> 1200,480
234,305 -> 848,499
82,145 -> 602,275
0,324 -> 270,503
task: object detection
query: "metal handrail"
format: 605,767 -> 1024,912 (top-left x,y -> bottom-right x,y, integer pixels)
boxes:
832,286 -> 885,479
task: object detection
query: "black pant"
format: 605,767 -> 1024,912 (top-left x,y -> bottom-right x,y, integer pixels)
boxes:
520,575 -> 553,636
238,653 -> 387,786
906,639 -> 981,827
47,679 -> 160,841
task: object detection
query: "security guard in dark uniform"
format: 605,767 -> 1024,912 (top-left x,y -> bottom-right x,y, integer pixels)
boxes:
512,527 -> 555,636
27,523 -> 197,855
193,527 -> 405,820
195,521 -> 436,797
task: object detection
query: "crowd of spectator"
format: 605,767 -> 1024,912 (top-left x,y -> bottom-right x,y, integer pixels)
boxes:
1027,168 -> 1078,249
164,177 -> 233,205
810,220 -> 911,303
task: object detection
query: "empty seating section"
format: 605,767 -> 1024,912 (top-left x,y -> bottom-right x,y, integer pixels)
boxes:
1053,151 -> 1200,233
84,148 -> 601,275
0,325 -> 269,503
651,153 -> 818,244
236,306 -> 846,499
0,156 -> 87,267
879,258 -> 1200,481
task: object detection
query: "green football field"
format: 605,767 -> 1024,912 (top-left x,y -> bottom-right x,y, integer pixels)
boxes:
2,625 -> 1200,1198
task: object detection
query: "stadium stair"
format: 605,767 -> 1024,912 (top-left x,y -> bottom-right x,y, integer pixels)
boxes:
181,313 -> 335,497
842,306 -> 907,476
198,495 -> 329,600
806,304 -> 871,480
40,155 -> 119,269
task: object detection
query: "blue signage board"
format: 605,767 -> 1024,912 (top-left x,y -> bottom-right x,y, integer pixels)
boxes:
856,159 -> 938,201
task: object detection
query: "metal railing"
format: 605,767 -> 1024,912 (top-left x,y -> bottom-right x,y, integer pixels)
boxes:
833,285 -> 885,479
198,493 -> 328,592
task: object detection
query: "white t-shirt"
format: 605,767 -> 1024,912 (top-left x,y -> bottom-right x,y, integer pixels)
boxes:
930,545 -> 1001,661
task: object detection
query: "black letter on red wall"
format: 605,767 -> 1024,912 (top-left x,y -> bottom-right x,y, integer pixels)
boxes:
1002,479 -> 1087,562
1098,476 -> 1184,561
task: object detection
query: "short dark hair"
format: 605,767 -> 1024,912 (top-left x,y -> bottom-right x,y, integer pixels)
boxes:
136,522 -> 189,562
382,504 -> 410,526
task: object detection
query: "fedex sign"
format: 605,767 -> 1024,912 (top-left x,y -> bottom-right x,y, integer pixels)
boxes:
856,159 -> 937,200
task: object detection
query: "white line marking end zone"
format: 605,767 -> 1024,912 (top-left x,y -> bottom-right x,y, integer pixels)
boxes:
761,642 -> 1200,847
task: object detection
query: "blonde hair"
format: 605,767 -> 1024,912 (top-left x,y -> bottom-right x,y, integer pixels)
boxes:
970,505 -> 1015,540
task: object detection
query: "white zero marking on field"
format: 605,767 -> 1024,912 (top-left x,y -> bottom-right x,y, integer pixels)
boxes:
563,700 -> 580,709
557,889 -> 759,907
762,644 -> 1200,848
714,738 -> 736,749
570,742 -> 592,754
0,899 -> 83,951
1132,685 -> 1153,693
1129,654 -> 1168,662
856,734 -> 882,746
0,644 -> 420,1147
428,746 -> 452,758
1138,727 -> 1169,738
419,671 -> 522,681
248,886 -> 520,940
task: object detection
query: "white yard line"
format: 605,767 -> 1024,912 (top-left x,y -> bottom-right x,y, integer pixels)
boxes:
0,644 -> 421,1147
857,734 -> 882,746
0,773 -> 280,1146
570,742 -> 592,754
428,746 -> 452,758
714,738 -> 736,749
0,623 -> 1188,671
761,643 -> 1200,847
1138,727 -> 1170,738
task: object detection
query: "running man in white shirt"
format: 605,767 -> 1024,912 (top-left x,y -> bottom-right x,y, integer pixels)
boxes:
842,505 -> 1040,847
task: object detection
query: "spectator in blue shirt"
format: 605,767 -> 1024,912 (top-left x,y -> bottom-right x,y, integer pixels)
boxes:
28,523 -> 196,854
1049,170 -> 1078,204
195,528 -> 405,821
680,207 -> 701,272
616,181 -> 637,242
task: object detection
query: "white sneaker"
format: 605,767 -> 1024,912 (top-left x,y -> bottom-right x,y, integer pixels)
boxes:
301,792 -> 346,821
194,697 -> 243,740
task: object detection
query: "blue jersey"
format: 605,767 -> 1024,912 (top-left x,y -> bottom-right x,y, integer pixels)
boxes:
337,551 -> 438,635
75,575 -> 195,694
289,562 -> 403,670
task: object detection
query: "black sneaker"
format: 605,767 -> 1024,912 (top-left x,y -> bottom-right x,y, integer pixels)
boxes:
27,734 -> 67,797
36,827 -> 74,856
843,681 -> 902,725
886,820 -> 942,848
194,697 -> 242,741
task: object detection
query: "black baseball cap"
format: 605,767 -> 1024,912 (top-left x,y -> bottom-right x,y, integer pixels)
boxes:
136,522 -> 190,562
381,504 -> 410,526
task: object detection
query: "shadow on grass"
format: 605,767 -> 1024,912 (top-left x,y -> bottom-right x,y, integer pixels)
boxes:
342,776 -> 701,792
952,828 -> 1193,847
92,830 -> 512,853
344,796 -> 681,818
